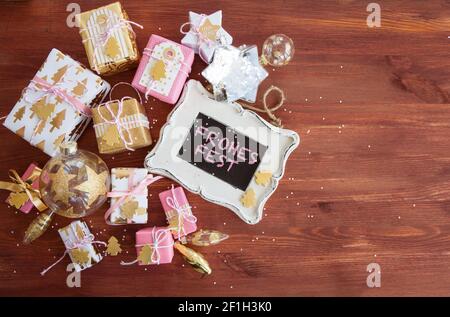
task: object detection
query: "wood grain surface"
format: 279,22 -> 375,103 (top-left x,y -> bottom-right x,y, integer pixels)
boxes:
1,0 -> 450,297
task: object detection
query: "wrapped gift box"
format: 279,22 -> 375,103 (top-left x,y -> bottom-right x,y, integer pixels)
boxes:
58,220 -> 103,272
5,163 -> 42,214
135,227 -> 174,265
132,34 -> 194,104
3,48 -> 110,157
159,186 -> 197,240
76,2 -> 141,76
108,168 -> 149,224
181,10 -> 233,63
92,97 -> 151,154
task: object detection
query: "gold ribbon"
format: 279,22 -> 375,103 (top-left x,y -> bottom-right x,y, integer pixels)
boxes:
0,169 -> 47,212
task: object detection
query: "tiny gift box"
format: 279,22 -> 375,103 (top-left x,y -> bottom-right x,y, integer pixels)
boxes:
132,34 -> 194,104
159,186 -> 197,239
92,97 -> 152,154
107,168 -> 150,224
181,10 -> 233,63
3,48 -> 110,157
58,220 -> 103,272
5,163 -> 42,213
76,2 -> 142,76
135,227 -> 174,265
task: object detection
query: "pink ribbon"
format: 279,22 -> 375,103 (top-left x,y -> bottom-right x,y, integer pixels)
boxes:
81,18 -> 143,73
121,227 -> 174,266
180,14 -> 219,62
166,185 -> 197,238
94,96 -> 147,151
29,76 -> 92,116
142,47 -> 192,101
41,233 -> 106,276
105,173 -> 163,225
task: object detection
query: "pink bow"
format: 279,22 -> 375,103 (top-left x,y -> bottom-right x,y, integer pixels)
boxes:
41,233 -> 106,276
94,96 -> 147,151
26,76 -> 92,117
81,18 -> 143,73
166,185 -> 197,238
105,173 -> 163,224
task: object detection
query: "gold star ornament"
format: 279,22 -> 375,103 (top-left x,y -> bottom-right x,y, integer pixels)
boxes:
49,166 -> 76,205
74,165 -> 108,207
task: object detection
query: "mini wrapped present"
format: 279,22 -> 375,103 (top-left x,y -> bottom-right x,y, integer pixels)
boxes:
41,220 -> 104,275
92,97 -> 152,154
3,48 -> 110,156
76,2 -> 142,76
132,34 -> 194,104
105,168 -> 162,225
2,163 -> 45,213
159,186 -> 197,240
133,227 -> 174,265
181,10 -> 233,63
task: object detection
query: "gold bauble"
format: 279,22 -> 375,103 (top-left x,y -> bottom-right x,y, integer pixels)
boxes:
39,141 -> 110,218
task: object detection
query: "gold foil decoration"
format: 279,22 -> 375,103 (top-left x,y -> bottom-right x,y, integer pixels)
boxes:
13,106 -> 25,123
0,169 -> 47,212
92,98 -> 152,154
174,242 -> 212,275
49,109 -> 66,132
240,188 -> 256,208
49,166 -> 76,204
76,2 -> 141,76
70,248 -> 91,264
23,211 -> 54,244
106,236 -> 122,256
137,245 -> 153,265
255,171 -> 272,186
199,19 -> 220,41
150,59 -> 166,81
74,165 -> 108,207
186,230 -> 229,247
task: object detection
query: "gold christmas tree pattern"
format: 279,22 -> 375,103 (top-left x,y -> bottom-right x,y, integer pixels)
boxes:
70,248 -> 90,264
49,110 -> 66,132
137,245 -> 153,265
13,106 -> 25,123
104,37 -> 121,58
72,78 -> 87,96
120,199 -> 146,221
106,236 -> 122,256
51,65 -> 68,83
150,59 -> 166,81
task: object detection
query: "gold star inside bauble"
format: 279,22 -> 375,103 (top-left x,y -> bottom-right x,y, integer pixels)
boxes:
74,166 -> 108,207
49,166 -> 76,205
240,188 -> 256,208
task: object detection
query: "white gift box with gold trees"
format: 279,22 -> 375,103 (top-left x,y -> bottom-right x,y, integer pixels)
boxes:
3,48 -> 110,156
58,220 -> 103,272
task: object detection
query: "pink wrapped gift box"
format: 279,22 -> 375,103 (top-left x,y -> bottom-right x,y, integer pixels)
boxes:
136,226 -> 174,265
132,34 -> 194,104
159,186 -> 197,240
6,163 -> 41,214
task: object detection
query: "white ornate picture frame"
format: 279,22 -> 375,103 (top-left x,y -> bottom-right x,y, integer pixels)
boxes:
145,80 -> 300,224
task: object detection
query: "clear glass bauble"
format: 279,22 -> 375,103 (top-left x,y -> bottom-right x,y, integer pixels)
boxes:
39,141 -> 110,218
261,34 -> 295,67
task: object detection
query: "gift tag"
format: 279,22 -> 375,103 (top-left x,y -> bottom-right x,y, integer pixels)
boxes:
145,80 -> 300,224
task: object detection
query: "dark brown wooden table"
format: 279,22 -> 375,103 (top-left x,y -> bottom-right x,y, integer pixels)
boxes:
0,0 -> 449,296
